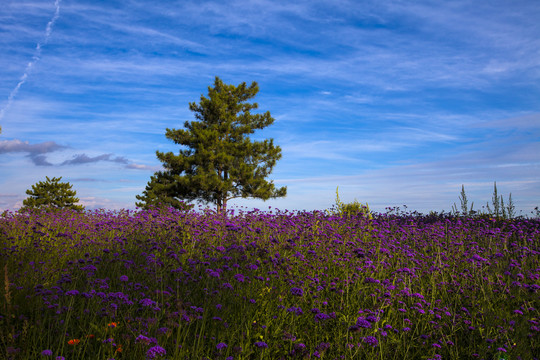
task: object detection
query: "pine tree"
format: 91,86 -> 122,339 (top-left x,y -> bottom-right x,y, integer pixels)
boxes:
135,172 -> 194,212
136,76 -> 287,213
22,176 -> 84,211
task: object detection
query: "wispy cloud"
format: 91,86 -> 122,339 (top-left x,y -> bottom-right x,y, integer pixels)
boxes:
0,139 -> 65,154
126,163 -> 159,171
60,153 -> 128,166
58,153 -> 157,170
0,139 -> 153,170
0,0 -> 61,121
0,139 -> 66,166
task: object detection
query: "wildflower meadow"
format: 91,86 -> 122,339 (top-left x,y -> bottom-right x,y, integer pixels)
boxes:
1,206 -> 539,359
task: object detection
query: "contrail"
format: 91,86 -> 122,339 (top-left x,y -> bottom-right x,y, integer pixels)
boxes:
0,0 -> 62,122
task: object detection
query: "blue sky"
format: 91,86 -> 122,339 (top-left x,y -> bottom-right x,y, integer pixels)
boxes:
1,0 -> 539,215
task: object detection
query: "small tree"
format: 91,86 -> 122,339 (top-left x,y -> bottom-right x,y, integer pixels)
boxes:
22,176 -> 84,211
137,76 -> 287,213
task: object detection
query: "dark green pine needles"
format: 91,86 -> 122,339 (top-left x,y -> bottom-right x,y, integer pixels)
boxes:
136,76 -> 287,213
22,176 -> 84,211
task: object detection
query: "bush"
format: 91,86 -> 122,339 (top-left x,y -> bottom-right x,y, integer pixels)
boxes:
333,186 -> 372,219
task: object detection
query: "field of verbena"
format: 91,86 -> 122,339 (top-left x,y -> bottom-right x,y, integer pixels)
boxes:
1,208 -> 539,360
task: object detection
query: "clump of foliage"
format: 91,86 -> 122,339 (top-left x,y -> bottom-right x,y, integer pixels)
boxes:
21,176 -> 84,211
137,76 -> 286,213
333,186 -> 372,219
451,185 -> 474,216
484,181 -> 516,219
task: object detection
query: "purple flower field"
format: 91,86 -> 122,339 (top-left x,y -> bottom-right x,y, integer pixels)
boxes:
1,207 -> 539,359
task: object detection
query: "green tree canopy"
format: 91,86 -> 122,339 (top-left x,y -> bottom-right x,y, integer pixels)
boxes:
22,176 -> 84,211
136,76 -> 287,213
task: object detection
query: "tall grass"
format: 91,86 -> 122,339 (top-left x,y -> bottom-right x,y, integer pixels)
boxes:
1,207 -> 539,359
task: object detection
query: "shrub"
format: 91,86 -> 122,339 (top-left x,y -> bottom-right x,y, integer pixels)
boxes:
333,186 -> 372,219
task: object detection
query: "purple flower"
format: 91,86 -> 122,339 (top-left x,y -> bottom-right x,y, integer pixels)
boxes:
472,254 -> 488,262
254,341 -> 268,348
356,317 -> 372,328
291,287 -> 304,296
41,349 -> 53,356
316,342 -> 331,351
206,269 -> 220,278
234,274 -> 245,283
157,327 -> 169,335
136,334 -> 153,345
56,357 -> 65,360
365,315 -> 378,323
140,298 -> 156,307
292,342 -> 307,355
216,342 -> 228,350
314,312 -> 331,322
287,306 -> 303,316
65,289 -> 79,296
363,336 -> 378,347
119,275 -> 129,282
146,345 -> 166,359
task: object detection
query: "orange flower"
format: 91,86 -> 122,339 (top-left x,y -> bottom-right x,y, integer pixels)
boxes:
86,334 -> 95,339
108,322 -> 118,328
115,345 -> 123,353
68,339 -> 80,345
